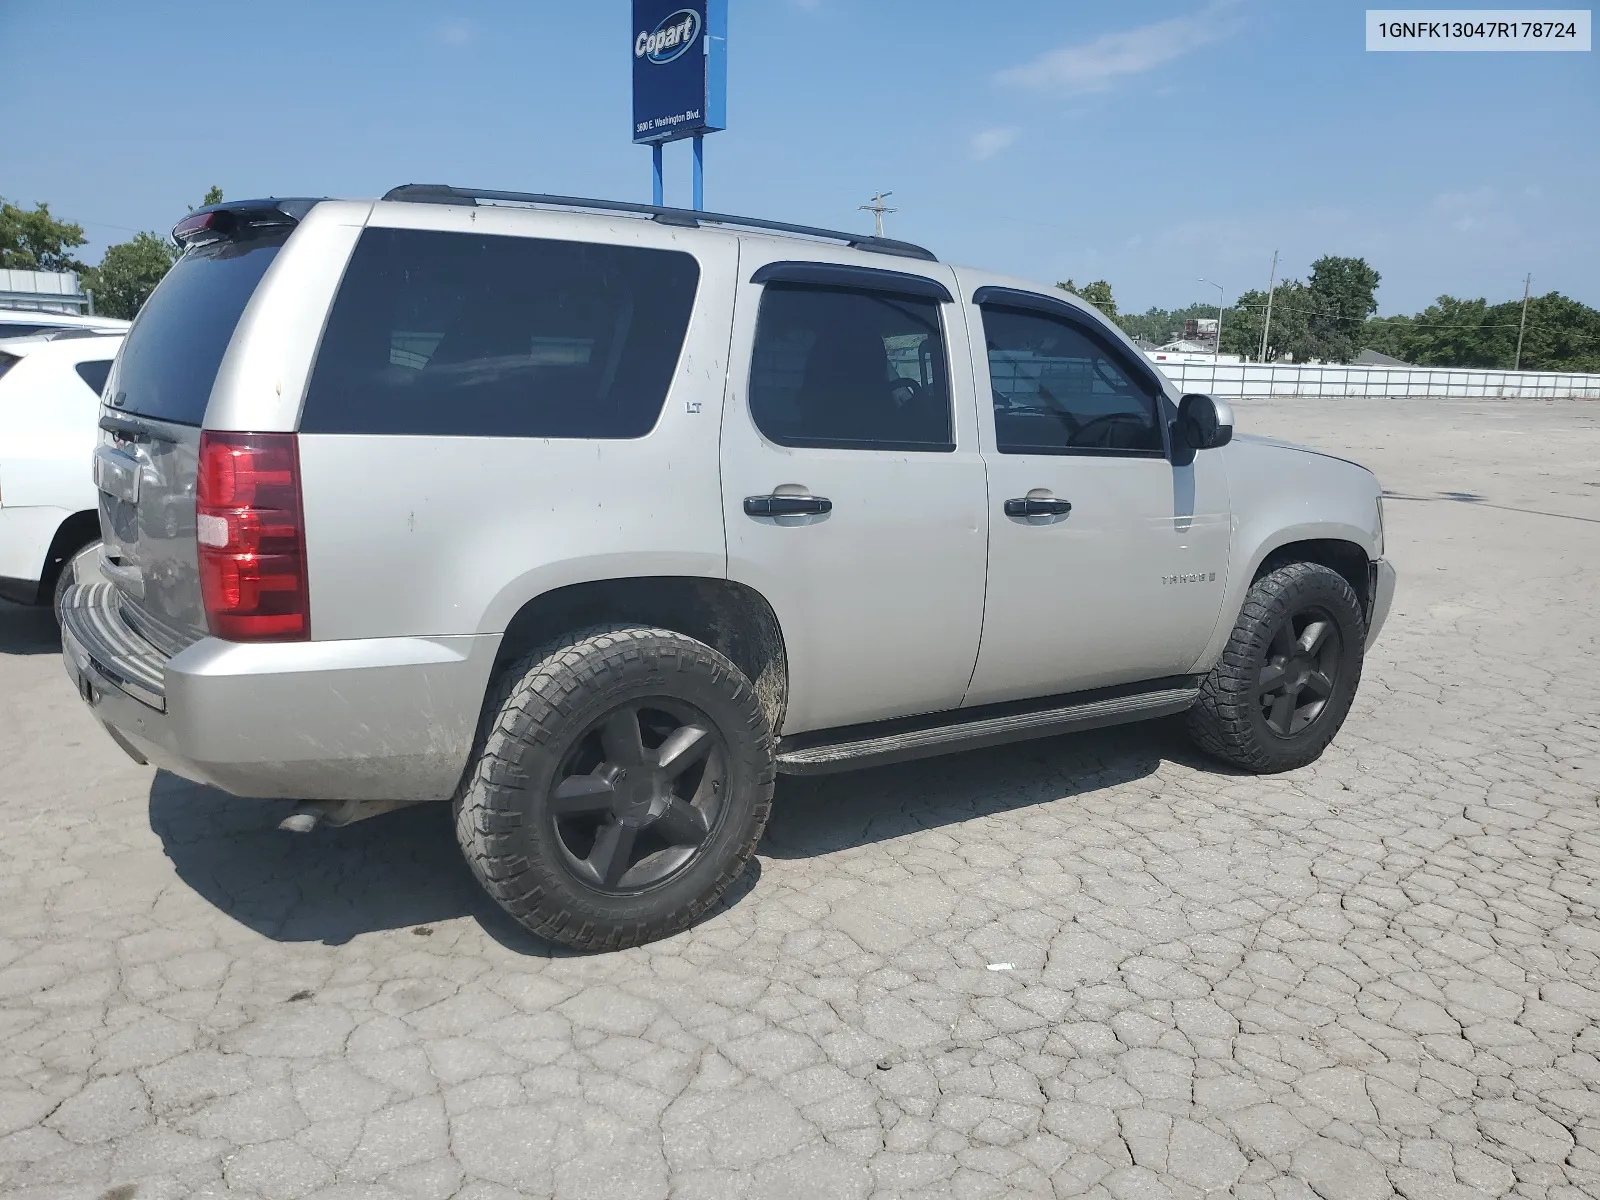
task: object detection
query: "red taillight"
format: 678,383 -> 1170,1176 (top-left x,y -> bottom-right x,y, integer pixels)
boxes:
196,431 -> 309,641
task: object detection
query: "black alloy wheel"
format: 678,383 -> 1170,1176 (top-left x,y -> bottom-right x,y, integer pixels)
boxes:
1185,560 -> 1367,774
454,624 -> 775,952
1256,608 -> 1343,738
548,700 -> 728,893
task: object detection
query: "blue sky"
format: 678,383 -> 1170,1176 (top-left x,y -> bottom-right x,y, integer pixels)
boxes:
4,1 -> 1596,314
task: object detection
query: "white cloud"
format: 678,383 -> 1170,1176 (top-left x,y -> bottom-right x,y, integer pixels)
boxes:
1434,188 -> 1497,234
969,127 -> 1020,161
437,20 -> 473,45
997,2 -> 1239,94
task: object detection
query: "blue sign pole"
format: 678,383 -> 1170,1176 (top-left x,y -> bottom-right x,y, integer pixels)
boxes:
632,0 -> 726,210
692,135 -> 704,211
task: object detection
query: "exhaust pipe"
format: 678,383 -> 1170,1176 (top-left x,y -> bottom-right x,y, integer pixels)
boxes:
278,797 -> 420,833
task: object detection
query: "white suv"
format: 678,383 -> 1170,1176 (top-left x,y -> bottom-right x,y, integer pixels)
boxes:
61,188 -> 1395,951
0,331 -> 122,617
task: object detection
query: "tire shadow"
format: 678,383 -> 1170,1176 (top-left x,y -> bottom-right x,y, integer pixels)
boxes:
147,771 -> 578,955
148,718 -> 1201,954
759,718 -> 1191,860
0,598 -> 59,656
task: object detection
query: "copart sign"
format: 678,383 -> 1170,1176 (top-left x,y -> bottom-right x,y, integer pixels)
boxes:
632,0 -> 726,145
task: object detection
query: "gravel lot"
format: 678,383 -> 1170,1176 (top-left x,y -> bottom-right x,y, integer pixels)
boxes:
2,397 -> 1597,1200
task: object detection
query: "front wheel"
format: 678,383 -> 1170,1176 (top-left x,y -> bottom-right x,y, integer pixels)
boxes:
1186,561 -> 1366,773
454,625 -> 775,952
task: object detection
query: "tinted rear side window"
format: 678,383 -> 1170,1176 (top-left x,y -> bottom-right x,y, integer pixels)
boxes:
300,228 -> 700,438
749,285 -> 953,451
76,359 -> 113,396
112,234 -> 285,425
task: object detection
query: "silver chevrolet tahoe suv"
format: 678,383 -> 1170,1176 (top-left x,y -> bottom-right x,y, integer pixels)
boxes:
62,186 -> 1396,951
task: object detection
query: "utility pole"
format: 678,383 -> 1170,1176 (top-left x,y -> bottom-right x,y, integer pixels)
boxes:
1259,249 -> 1278,363
859,191 -> 896,238
1514,273 -> 1531,370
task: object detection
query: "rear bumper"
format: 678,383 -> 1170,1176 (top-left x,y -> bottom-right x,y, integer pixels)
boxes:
1367,558 -> 1397,647
60,581 -> 498,802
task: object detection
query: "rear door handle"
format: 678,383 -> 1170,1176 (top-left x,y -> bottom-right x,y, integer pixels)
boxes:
1004,497 -> 1073,518
744,494 -> 833,518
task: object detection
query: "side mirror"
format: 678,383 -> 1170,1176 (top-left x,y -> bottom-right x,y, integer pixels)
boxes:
1172,393 -> 1234,465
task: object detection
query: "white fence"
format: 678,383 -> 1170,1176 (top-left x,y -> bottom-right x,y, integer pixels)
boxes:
1149,359 -> 1600,401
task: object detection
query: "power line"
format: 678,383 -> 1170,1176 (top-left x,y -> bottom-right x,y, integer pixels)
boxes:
1231,301 -> 1533,330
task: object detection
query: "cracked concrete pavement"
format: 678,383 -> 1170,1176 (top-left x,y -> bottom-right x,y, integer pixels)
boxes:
1,396 -> 1598,1200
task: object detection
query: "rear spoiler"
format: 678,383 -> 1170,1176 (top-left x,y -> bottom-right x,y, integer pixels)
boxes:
171,199 -> 323,249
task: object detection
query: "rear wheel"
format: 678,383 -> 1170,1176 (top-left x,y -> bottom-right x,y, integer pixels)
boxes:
1186,561 -> 1366,773
454,625 -> 775,952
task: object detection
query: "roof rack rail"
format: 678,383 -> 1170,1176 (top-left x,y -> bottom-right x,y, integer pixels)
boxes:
381,184 -> 938,263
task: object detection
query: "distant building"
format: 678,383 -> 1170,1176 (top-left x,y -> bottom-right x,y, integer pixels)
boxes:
0,269 -> 95,315
1148,340 -> 1243,366
1353,348 -> 1411,367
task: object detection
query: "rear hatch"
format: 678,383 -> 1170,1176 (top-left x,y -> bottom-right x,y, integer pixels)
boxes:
93,206 -> 305,652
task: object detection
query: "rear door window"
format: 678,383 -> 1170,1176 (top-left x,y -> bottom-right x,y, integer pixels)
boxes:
111,234 -> 286,425
300,228 -> 700,438
748,284 -> 953,451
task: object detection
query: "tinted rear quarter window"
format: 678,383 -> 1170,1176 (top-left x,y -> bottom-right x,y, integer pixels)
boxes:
76,359 -> 113,397
300,228 -> 700,438
112,234 -> 286,425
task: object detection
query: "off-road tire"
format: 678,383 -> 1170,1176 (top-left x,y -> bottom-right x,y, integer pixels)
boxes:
1186,561 -> 1366,773
454,624 -> 775,952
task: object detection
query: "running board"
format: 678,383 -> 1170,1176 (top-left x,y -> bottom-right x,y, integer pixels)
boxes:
775,681 -> 1199,775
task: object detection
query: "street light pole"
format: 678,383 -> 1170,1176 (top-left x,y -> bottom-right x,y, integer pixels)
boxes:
1199,278 -> 1225,361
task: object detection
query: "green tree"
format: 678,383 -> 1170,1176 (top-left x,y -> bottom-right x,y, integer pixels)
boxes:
1304,255 -> 1380,363
0,198 -> 89,272
1115,302 -> 1220,345
1365,291 -> 1600,371
1227,280 -> 1313,362
82,233 -> 177,319
1056,278 -> 1117,318
82,187 -> 224,319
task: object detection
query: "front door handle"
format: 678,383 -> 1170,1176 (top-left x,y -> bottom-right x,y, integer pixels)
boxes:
744,493 -> 833,518
1004,496 -> 1072,518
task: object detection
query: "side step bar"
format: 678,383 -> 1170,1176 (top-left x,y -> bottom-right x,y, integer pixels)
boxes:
775,681 -> 1199,775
